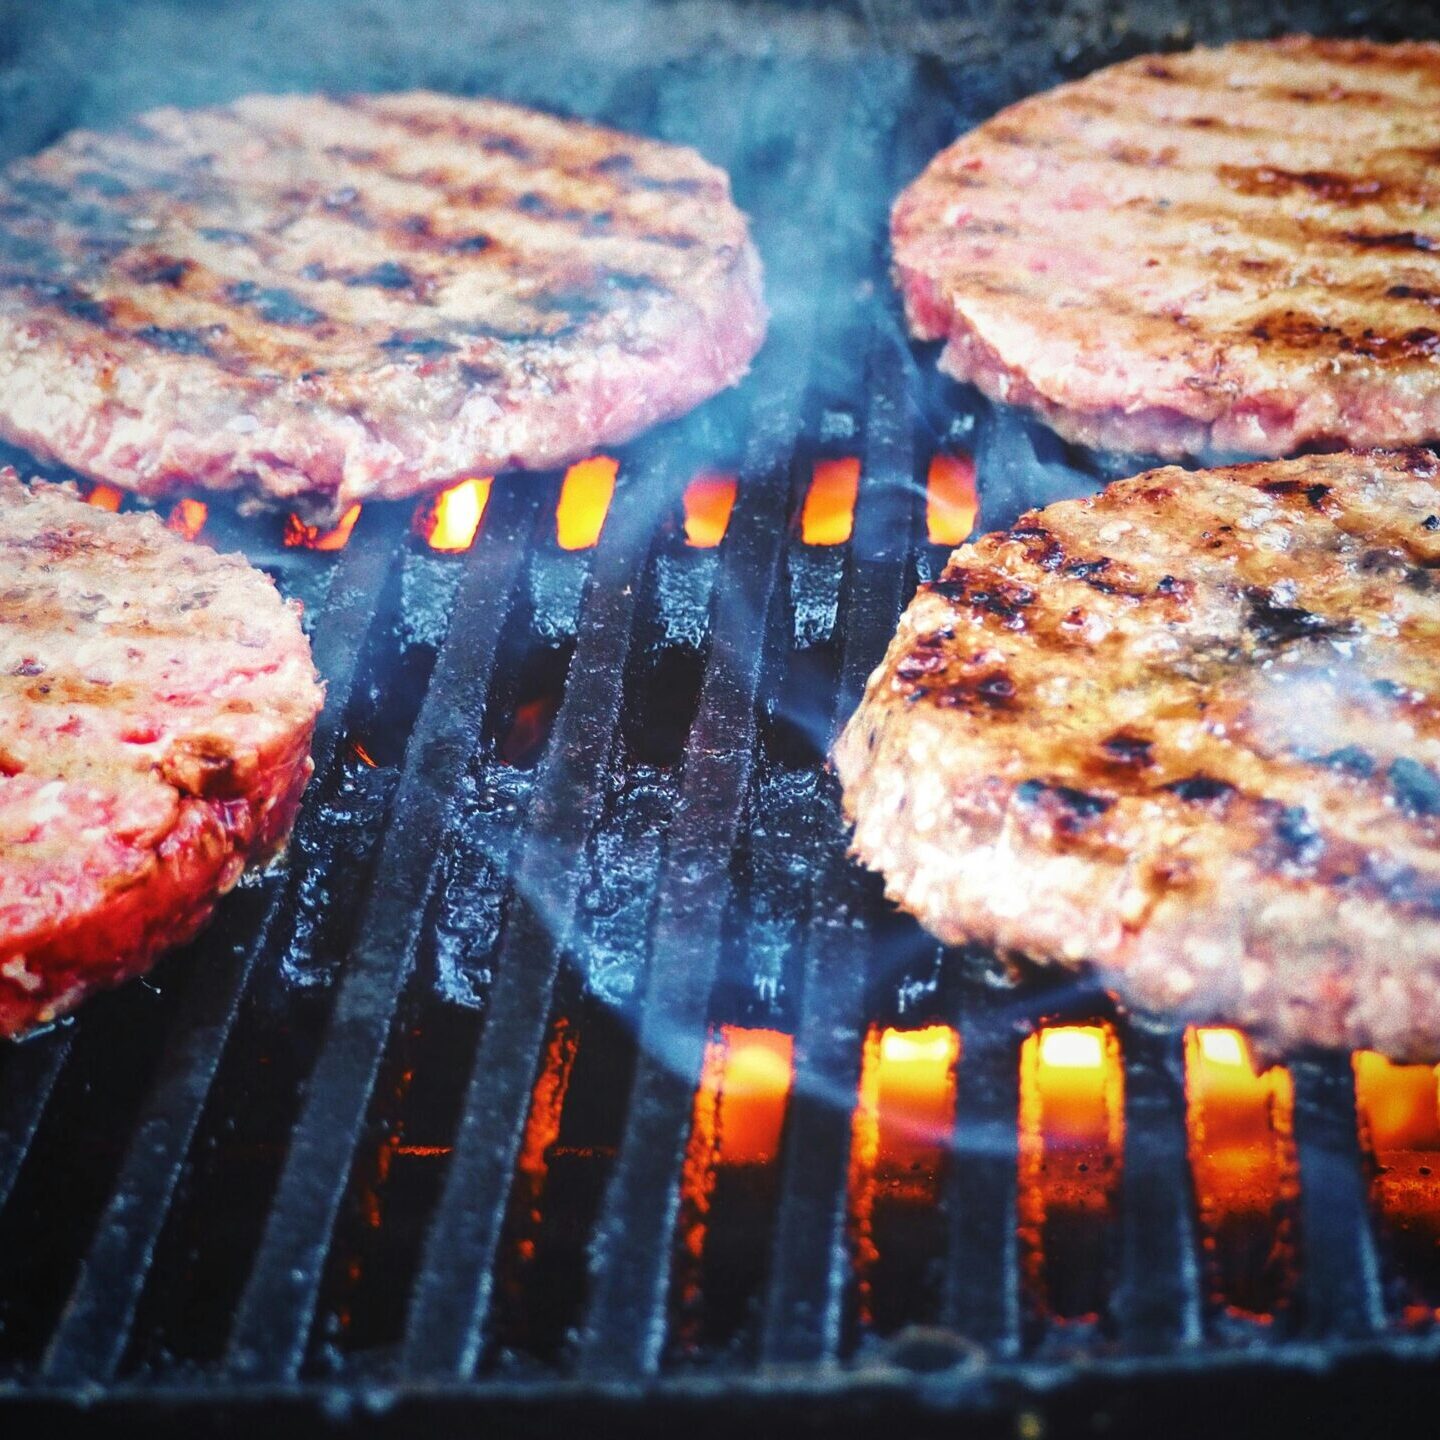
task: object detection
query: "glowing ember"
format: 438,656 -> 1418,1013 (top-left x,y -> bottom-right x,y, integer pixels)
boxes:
801,456 -> 860,546
556,455 -> 618,550
1019,1024 -> 1124,1322
284,502 -> 361,551
925,453 -> 977,546
500,695 -> 560,768
165,497 -> 208,541
421,476 -> 491,551
849,1024 -> 960,1329
1038,1027 -> 1105,1071
84,482 -> 124,512
1354,1051 -> 1440,1322
1185,1028 -> 1297,1319
682,471 -> 738,548
349,739 -> 378,768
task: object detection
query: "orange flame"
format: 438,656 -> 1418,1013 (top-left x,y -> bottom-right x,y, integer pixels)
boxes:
1018,1024 -> 1124,1322
556,456 -> 617,550
511,1017 -> 580,1264
349,739 -> 378,768
284,503 -> 361,551
84,482 -> 124,512
1354,1051 -> 1440,1323
926,453 -> 977,547
1184,1028 -> 1297,1319
801,456 -> 860,546
420,477 -> 491,551
674,1027 -> 794,1330
682,472 -> 738,548
165,497 -> 208,541
500,695 -> 559,767
848,1024 -> 960,1328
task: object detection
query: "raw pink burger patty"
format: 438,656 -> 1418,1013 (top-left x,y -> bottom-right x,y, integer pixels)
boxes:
893,36 -> 1440,459
0,472 -> 323,1036
0,92 -> 766,519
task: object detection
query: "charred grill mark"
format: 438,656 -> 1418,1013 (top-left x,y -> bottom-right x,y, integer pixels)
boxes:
1102,732 -> 1154,768
1259,478 -> 1334,510
225,281 -> 325,328
1014,779 -> 1114,837
1164,775 -> 1235,804
1244,588 -> 1350,647
1322,745 -> 1377,777
72,169 -> 132,199
448,233 -> 493,253
1264,804 -> 1326,868
1390,757 -> 1440,817
1389,284 -> 1440,306
132,323 -> 219,356
1344,229 -> 1440,252
1008,523 -> 1065,571
929,568 -> 1036,628
1248,312 -> 1440,362
1,274 -> 111,327
377,332 -> 458,357
129,255 -> 192,287
1218,165 -> 1388,203
347,260 -> 418,291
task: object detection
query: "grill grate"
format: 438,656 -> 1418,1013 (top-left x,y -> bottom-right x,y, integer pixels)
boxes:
5,3 -> 1440,1435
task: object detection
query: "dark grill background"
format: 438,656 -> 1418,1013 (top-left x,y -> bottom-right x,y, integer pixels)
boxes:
5,1 -> 1440,1435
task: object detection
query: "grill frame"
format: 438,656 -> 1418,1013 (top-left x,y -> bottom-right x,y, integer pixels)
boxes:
4,1 -> 1440,1433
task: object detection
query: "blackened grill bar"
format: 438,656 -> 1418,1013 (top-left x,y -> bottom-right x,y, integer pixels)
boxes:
5,4 -> 1440,1438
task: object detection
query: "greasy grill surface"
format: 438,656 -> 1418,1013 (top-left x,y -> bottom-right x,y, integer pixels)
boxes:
2,3 -> 1440,1438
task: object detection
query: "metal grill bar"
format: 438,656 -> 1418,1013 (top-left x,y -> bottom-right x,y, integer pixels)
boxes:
0,1032 -> 71,1217
400,455 -> 681,1378
1113,1027 -> 1203,1353
760,333 -> 919,1366
574,399 -> 801,1377
38,504 -> 411,1386
226,483 -> 543,1379
1291,1056 -> 1384,1339
575,66 -> 880,1373
941,1017 -> 1022,1354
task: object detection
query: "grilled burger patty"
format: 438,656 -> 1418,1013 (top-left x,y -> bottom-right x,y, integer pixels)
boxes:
0,472 -> 322,1037
893,36 -> 1440,460
0,93 -> 765,517
835,449 -> 1440,1060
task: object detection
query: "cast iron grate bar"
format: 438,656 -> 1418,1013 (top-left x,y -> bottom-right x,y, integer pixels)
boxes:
758,331 -> 918,1367
36,502 -> 410,1386
1112,1026 -> 1203,1353
575,64 -> 875,1374
940,1012 -> 1022,1354
398,451 -> 686,1379
225,481 -> 543,1381
572,393 -> 804,1378
1291,1055 -> 1384,1340
0,1032 -> 72,1218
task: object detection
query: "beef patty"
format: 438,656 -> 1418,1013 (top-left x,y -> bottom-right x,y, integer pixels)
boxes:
893,36 -> 1440,460
835,448 -> 1440,1060
0,472 -> 323,1036
0,93 -> 766,518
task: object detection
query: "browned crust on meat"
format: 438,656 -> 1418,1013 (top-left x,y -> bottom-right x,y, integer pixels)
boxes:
0,472 -> 323,1035
0,93 -> 767,518
835,448 -> 1440,1060
893,36 -> 1440,458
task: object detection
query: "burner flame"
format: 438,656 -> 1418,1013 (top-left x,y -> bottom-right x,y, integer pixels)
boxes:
84,482 -> 124,512
285,503 -> 361,551
422,477 -> 491,551
556,456 -> 618,550
801,456 -> 860,545
925,453 -> 977,546
165,497 -> 208,541
682,472 -> 738,548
